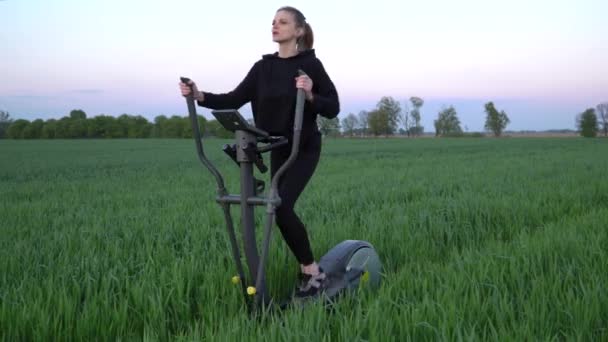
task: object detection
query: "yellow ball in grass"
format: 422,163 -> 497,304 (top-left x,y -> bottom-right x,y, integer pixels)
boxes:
247,286 -> 256,295
231,276 -> 240,284
361,271 -> 370,283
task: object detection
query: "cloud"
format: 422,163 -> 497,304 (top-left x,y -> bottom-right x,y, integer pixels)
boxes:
70,89 -> 104,94
0,95 -> 52,100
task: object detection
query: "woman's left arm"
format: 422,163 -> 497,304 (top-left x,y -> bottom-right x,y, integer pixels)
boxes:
309,59 -> 340,119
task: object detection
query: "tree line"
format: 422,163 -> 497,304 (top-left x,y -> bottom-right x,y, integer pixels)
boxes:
1,100 -> 606,139
0,110 -> 233,139
320,96 -> 511,138
318,97 -> 607,138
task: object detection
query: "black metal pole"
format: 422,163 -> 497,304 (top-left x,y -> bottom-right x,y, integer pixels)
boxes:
254,70 -> 307,306
180,77 -> 226,190
235,130 -> 268,304
180,77 -> 249,301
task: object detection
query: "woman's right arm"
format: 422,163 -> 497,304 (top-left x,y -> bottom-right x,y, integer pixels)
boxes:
181,62 -> 259,110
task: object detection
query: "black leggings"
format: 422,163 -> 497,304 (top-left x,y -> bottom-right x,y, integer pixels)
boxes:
270,144 -> 320,266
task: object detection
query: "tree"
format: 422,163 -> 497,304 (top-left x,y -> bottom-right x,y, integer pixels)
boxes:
357,110 -> 369,136
180,116 -> 194,138
379,96 -> 401,135
0,110 -> 13,139
68,118 -> 88,138
204,119 -> 233,138
41,119 -> 58,139
152,115 -> 168,137
117,114 -> 153,138
88,115 -> 115,138
132,115 -> 153,138
409,96 -> 424,136
434,106 -> 462,137
54,117 -> 72,139
368,96 -> 401,136
401,102 -> 411,136
22,119 -> 44,139
341,113 -> 359,137
367,109 -> 382,136
317,116 -> 341,137
484,102 -> 510,137
164,115 -> 188,138
117,114 -> 139,138
576,108 -> 598,138
597,102 -> 608,137
69,109 -> 87,120
6,119 -> 30,139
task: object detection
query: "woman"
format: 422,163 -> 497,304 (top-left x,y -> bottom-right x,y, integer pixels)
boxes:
179,6 -> 340,298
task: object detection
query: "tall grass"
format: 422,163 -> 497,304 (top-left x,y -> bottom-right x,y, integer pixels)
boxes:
1,138 -> 606,340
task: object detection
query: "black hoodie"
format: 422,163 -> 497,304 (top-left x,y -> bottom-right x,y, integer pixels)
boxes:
198,49 -> 340,149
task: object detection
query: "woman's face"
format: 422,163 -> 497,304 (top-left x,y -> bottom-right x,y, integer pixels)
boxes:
272,10 -> 302,44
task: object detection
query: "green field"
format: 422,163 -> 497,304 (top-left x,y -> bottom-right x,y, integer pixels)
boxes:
1,138 -> 607,340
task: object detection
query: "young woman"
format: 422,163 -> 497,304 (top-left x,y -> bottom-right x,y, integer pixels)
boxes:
179,6 -> 340,298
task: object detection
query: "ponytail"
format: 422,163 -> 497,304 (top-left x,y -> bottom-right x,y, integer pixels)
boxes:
300,22 -> 314,50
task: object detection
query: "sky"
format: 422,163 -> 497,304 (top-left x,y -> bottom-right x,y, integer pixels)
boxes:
1,0 -> 607,131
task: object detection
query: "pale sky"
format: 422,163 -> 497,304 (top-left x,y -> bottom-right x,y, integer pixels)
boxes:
1,0 -> 607,131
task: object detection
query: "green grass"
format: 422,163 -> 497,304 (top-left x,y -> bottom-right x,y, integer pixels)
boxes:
1,137 -> 607,340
